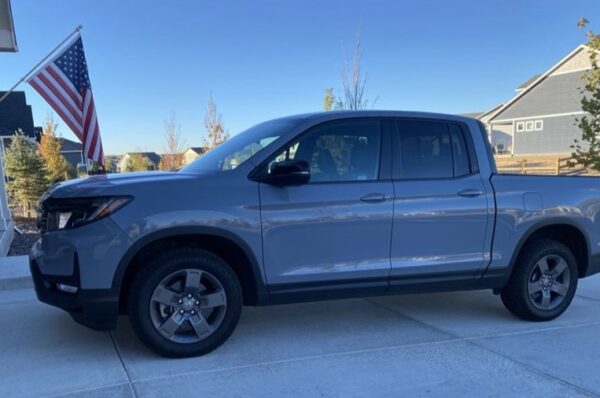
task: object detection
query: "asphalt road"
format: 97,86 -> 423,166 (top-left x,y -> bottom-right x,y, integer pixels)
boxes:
1,275 -> 600,397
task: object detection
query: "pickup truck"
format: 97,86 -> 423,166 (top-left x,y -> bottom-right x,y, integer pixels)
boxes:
30,111 -> 600,357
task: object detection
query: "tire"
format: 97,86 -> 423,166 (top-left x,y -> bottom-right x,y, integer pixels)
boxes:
127,247 -> 242,358
501,239 -> 578,321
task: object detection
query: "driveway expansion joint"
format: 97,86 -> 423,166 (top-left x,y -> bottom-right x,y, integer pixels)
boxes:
110,331 -> 138,398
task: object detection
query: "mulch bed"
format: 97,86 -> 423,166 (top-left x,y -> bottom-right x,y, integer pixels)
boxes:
9,218 -> 40,256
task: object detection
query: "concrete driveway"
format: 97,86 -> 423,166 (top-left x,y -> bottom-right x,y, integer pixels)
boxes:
1,273 -> 600,397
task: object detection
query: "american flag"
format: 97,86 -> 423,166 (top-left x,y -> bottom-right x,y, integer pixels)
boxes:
28,35 -> 104,166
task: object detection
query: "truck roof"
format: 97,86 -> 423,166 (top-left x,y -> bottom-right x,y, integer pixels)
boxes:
284,110 -> 478,124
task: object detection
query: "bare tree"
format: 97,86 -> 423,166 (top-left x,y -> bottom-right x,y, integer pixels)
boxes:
340,30 -> 375,110
203,95 -> 230,151
323,30 -> 376,111
159,112 -> 186,170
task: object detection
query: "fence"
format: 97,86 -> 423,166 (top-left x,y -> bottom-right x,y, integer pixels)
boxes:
495,155 -> 587,175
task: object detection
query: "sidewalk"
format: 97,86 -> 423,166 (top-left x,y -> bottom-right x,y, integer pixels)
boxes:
1,257 -> 599,397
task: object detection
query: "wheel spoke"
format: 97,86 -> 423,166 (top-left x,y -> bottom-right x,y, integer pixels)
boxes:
529,281 -> 543,295
160,312 -> 185,337
540,290 -> 551,309
551,259 -> 568,278
200,291 -> 226,309
189,313 -> 211,337
550,281 -> 568,297
151,286 -> 179,306
536,257 -> 550,275
185,270 -> 202,290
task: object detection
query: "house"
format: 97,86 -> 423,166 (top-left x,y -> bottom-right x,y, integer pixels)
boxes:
183,146 -> 206,165
483,45 -> 595,155
59,138 -> 85,171
0,91 -> 36,146
104,155 -> 122,172
117,152 -> 162,172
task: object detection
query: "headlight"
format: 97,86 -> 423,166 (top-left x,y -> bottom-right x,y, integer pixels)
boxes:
44,196 -> 132,231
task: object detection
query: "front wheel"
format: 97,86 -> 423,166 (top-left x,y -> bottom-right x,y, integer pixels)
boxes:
127,248 -> 242,358
501,239 -> 578,321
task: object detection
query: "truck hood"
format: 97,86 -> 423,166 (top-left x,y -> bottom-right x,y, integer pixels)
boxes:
48,171 -> 203,198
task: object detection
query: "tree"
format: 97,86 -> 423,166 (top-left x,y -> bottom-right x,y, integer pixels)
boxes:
124,153 -> 152,172
38,114 -> 71,183
4,131 -> 48,217
323,30 -> 376,111
203,95 -> 229,151
104,158 -> 116,173
323,87 -> 335,111
159,112 -> 186,170
570,18 -> 600,171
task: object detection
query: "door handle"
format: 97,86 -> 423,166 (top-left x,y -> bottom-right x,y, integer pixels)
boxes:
457,189 -> 483,198
360,193 -> 388,203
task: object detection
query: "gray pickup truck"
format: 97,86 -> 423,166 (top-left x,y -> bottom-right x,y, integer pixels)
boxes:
30,111 -> 600,357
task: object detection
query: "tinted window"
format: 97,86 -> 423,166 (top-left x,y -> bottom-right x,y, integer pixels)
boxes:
269,120 -> 381,182
397,120 -> 453,179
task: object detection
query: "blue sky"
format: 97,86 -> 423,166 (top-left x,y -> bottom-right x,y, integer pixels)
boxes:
2,0 -> 599,154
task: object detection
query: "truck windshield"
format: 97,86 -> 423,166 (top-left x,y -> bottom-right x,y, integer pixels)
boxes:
181,117 -> 303,173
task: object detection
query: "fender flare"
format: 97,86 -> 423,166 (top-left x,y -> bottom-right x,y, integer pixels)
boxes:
506,217 -> 590,275
111,226 -> 269,304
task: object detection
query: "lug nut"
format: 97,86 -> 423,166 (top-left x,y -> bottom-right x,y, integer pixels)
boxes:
195,300 -> 200,305
187,294 -> 192,299
190,310 -> 195,315
178,299 -> 183,304
179,309 -> 184,314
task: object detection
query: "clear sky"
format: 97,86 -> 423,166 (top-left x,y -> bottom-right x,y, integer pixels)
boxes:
2,0 -> 599,155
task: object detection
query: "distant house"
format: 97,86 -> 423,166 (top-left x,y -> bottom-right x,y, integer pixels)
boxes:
0,91 -> 36,148
104,155 -> 122,172
482,45 -> 596,155
117,152 -> 162,172
58,137 -> 84,171
183,147 -> 206,165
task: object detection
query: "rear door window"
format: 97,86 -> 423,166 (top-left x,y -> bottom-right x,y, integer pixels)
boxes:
394,120 -> 476,179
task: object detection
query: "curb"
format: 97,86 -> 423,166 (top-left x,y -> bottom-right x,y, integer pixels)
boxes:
0,255 -> 33,291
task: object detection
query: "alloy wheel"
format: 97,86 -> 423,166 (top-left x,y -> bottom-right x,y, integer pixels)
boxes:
527,254 -> 571,311
149,268 -> 227,344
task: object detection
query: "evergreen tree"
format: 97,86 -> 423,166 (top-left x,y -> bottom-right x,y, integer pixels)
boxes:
571,18 -> 600,172
4,131 -> 48,216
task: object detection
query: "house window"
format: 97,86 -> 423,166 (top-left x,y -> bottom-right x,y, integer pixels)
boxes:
516,122 -> 525,132
525,121 -> 534,131
534,120 -> 543,131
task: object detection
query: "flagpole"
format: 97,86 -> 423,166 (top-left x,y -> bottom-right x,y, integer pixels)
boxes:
0,25 -> 83,106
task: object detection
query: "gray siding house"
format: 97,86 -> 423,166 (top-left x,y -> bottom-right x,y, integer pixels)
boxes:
485,45 -> 595,155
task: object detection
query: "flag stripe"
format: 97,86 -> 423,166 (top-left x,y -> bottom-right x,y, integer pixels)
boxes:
37,70 -> 82,123
29,77 -> 83,140
46,65 -> 83,107
82,91 -> 95,155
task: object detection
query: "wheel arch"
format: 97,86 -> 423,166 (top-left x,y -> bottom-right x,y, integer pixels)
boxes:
113,226 -> 268,313
509,219 -> 590,279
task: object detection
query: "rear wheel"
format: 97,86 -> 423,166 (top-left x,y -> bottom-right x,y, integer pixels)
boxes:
127,248 -> 242,357
501,239 -> 578,321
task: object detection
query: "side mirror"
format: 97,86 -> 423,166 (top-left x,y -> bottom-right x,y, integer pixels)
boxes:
263,159 -> 310,186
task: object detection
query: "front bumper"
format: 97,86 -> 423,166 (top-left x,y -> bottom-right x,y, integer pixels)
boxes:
29,256 -> 119,330
28,216 -> 130,331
